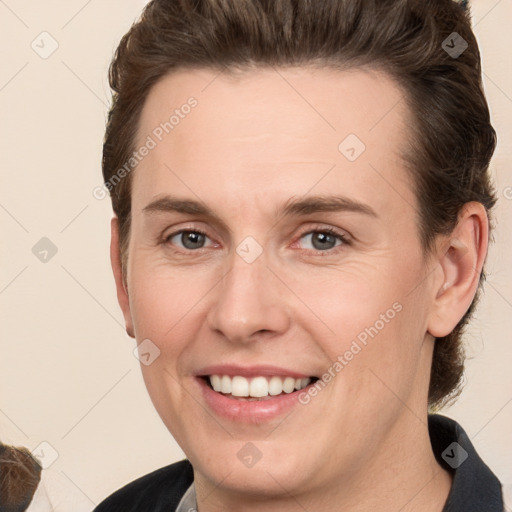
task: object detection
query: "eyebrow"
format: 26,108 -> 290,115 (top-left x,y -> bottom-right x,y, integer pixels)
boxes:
142,194 -> 378,221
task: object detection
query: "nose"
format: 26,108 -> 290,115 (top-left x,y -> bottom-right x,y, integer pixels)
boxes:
206,247 -> 290,344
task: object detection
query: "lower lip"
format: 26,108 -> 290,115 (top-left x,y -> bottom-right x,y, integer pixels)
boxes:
195,377 -> 314,424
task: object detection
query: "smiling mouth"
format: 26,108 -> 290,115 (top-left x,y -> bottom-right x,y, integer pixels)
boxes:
200,374 -> 319,401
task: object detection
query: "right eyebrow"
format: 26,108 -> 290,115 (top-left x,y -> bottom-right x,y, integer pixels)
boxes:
142,196 -> 225,225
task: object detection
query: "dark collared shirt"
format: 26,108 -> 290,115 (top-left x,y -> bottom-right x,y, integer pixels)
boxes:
428,414 -> 504,511
94,413 -> 506,511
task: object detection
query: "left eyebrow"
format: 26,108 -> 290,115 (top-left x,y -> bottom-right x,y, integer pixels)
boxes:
280,195 -> 378,218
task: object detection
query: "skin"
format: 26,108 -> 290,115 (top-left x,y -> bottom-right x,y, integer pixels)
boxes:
110,66 -> 488,511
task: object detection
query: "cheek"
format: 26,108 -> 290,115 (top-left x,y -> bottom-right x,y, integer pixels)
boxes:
286,265 -> 405,346
287,260 -> 426,392
128,257 -> 212,341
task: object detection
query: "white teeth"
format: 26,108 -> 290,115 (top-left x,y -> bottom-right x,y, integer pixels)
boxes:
282,377 -> 296,393
231,376 -> 249,397
268,376 -> 283,396
208,375 -> 312,398
295,378 -> 311,390
249,376 -> 268,397
210,375 -> 222,392
220,375 -> 232,394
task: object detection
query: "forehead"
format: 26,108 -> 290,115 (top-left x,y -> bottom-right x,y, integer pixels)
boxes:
132,66 -> 415,220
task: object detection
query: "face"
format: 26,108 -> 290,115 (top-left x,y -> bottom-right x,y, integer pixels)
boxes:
116,66 -> 442,498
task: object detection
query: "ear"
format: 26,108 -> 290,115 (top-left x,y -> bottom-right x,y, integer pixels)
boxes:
110,216 -> 135,338
427,202 -> 489,338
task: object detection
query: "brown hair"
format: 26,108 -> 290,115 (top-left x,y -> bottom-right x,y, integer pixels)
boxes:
102,0 -> 497,409
0,442 -> 42,512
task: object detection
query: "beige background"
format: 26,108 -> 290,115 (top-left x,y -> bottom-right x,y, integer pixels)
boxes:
0,0 -> 511,506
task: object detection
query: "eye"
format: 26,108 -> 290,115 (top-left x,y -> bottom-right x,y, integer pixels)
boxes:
297,227 -> 350,254
162,226 -> 350,255
163,229 -> 215,251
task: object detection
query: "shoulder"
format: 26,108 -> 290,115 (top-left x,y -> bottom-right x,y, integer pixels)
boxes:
93,459 -> 194,512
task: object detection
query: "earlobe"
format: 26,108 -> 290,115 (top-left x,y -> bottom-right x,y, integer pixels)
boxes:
110,216 -> 135,338
427,202 -> 489,338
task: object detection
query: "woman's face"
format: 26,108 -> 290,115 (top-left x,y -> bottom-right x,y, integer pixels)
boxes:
115,66 -> 443,499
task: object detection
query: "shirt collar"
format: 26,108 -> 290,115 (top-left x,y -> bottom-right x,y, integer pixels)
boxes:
429,413 -> 504,511
176,414 -> 504,511
176,479 -> 197,512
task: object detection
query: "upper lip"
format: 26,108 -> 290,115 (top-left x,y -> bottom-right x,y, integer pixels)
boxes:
195,364 -> 316,379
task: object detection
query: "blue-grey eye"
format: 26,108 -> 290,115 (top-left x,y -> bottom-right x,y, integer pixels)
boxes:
304,232 -> 339,251
166,230 -> 211,250
181,232 -> 205,249
298,228 -> 349,252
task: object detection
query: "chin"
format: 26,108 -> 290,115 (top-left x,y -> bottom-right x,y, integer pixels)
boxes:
197,459 -> 307,498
